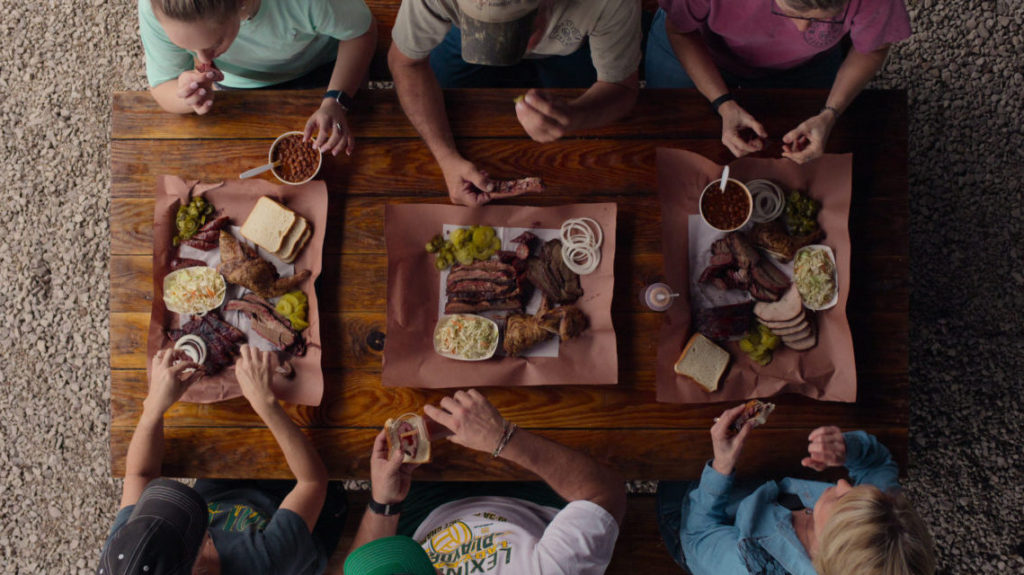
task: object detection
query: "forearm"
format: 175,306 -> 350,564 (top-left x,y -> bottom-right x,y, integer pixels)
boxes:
125,407 -> 165,480
389,47 -> 460,163
824,46 -> 889,114
149,81 -> 193,114
254,401 -> 327,484
566,75 -> 639,132
327,19 -> 378,97
666,27 -> 729,102
349,508 -> 401,550
499,429 -> 626,523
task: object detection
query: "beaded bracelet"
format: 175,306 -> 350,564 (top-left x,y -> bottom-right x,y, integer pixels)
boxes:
492,420 -> 519,458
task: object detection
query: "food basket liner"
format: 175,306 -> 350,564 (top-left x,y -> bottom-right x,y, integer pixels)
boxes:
655,149 -> 856,404
147,176 -> 326,405
383,203 -> 618,388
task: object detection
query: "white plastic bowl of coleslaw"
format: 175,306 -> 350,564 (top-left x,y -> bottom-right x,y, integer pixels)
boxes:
433,314 -> 500,361
163,266 -> 227,316
793,245 -> 838,311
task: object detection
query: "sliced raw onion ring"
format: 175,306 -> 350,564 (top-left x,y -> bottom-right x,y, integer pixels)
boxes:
174,334 -> 207,365
560,217 -> 603,275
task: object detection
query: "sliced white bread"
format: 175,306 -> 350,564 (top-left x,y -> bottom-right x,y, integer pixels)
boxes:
276,216 -> 310,263
761,309 -> 806,330
674,333 -> 730,393
754,285 -> 802,323
773,319 -> 810,337
241,196 -> 296,253
279,225 -> 311,264
785,324 -> 818,351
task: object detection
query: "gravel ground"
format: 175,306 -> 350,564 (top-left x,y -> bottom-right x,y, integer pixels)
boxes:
0,1 -> 1021,574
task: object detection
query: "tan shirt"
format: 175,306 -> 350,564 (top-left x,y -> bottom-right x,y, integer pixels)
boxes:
392,0 -> 641,83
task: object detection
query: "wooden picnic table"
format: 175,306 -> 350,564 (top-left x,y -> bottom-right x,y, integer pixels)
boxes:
109,88 -> 908,484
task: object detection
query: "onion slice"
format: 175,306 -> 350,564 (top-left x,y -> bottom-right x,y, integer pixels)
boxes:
173,334 -> 207,365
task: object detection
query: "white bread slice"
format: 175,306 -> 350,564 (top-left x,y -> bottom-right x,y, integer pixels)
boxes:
241,197 -> 296,253
754,285 -> 802,323
761,309 -> 806,330
674,333 -> 730,393
785,324 -> 818,351
385,414 -> 431,464
276,216 -> 309,262
773,319 -> 810,337
279,226 -> 311,264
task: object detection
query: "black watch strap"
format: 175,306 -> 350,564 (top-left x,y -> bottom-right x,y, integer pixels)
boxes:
324,90 -> 354,112
710,92 -> 735,114
367,499 -> 402,516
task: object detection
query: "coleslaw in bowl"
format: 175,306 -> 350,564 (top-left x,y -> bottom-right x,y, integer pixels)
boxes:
433,314 -> 500,361
163,266 -> 227,316
793,245 -> 838,311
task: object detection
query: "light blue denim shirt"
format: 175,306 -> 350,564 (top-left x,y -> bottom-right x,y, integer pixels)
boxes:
681,431 -> 900,575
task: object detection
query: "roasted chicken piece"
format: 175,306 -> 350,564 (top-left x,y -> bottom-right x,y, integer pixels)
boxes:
503,301 -> 587,357
217,231 -> 311,299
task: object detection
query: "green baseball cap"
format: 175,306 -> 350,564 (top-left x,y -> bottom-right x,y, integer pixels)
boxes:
344,536 -> 436,575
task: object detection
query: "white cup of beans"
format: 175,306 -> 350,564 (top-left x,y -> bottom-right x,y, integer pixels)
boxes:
269,131 -> 323,185
699,178 -> 753,232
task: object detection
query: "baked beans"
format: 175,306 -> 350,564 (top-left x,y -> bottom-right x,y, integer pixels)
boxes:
702,180 -> 751,231
272,134 -> 320,183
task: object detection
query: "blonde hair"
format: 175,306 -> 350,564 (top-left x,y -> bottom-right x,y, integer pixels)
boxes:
814,485 -> 936,575
151,0 -> 242,22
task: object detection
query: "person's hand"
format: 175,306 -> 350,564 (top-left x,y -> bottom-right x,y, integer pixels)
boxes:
801,426 -> 847,471
175,68 -> 223,115
370,429 -> 417,504
515,90 -> 574,143
781,111 -> 835,164
438,154 -> 493,206
304,99 -> 354,157
144,348 -> 198,414
423,389 -> 505,454
718,100 -> 768,157
710,403 -> 756,475
235,345 -> 277,411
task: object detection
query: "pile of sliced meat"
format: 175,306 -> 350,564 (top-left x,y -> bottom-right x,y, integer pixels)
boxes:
445,260 -> 529,314
167,312 -> 246,374
695,301 -> 755,341
699,233 -> 791,302
225,294 -> 306,355
180,215 -> 230,251
753,285 -> 818,350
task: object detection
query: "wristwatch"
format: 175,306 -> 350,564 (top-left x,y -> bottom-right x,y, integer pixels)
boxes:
367,498 -> 402,516
324,90 -> 354,112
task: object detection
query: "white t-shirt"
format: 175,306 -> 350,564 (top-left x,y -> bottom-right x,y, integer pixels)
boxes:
412,497 -> 620,575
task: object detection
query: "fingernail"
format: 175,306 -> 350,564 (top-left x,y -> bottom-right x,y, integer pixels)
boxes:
190,82 -> 198,89
207,72 -> 214,79
198,88 -> 206,96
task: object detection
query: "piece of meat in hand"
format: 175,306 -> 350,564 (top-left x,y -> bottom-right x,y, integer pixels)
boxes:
488,177 -> 546,198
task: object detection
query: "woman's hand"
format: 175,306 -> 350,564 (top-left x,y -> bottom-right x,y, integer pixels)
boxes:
710,403 -> 756,475
801,426 -> 847,471
144,348 -> 198,414
424,389 -> 506,454
175,68 -> 223,115
370,429 -> 417,504
781,111 -> 836,164
304,99 -> 354,157
235,345 -> 277,411
438,154 -> 493,206
515,90 -> 574,143
718,100 -> 768,157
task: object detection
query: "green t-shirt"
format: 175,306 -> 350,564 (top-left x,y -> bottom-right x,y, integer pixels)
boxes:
138,0 -> 373,88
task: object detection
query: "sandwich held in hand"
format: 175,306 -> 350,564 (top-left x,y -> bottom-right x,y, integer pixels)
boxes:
730,399 -> 776,433
385,413 -> 431,463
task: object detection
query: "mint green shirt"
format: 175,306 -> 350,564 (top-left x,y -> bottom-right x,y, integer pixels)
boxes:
139,0 -> 373,88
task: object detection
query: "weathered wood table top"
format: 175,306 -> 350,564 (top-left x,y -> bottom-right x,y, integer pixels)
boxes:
109,88 -> 908,482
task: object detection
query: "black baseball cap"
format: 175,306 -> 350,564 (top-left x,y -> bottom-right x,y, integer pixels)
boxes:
97,479 -> 209,575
